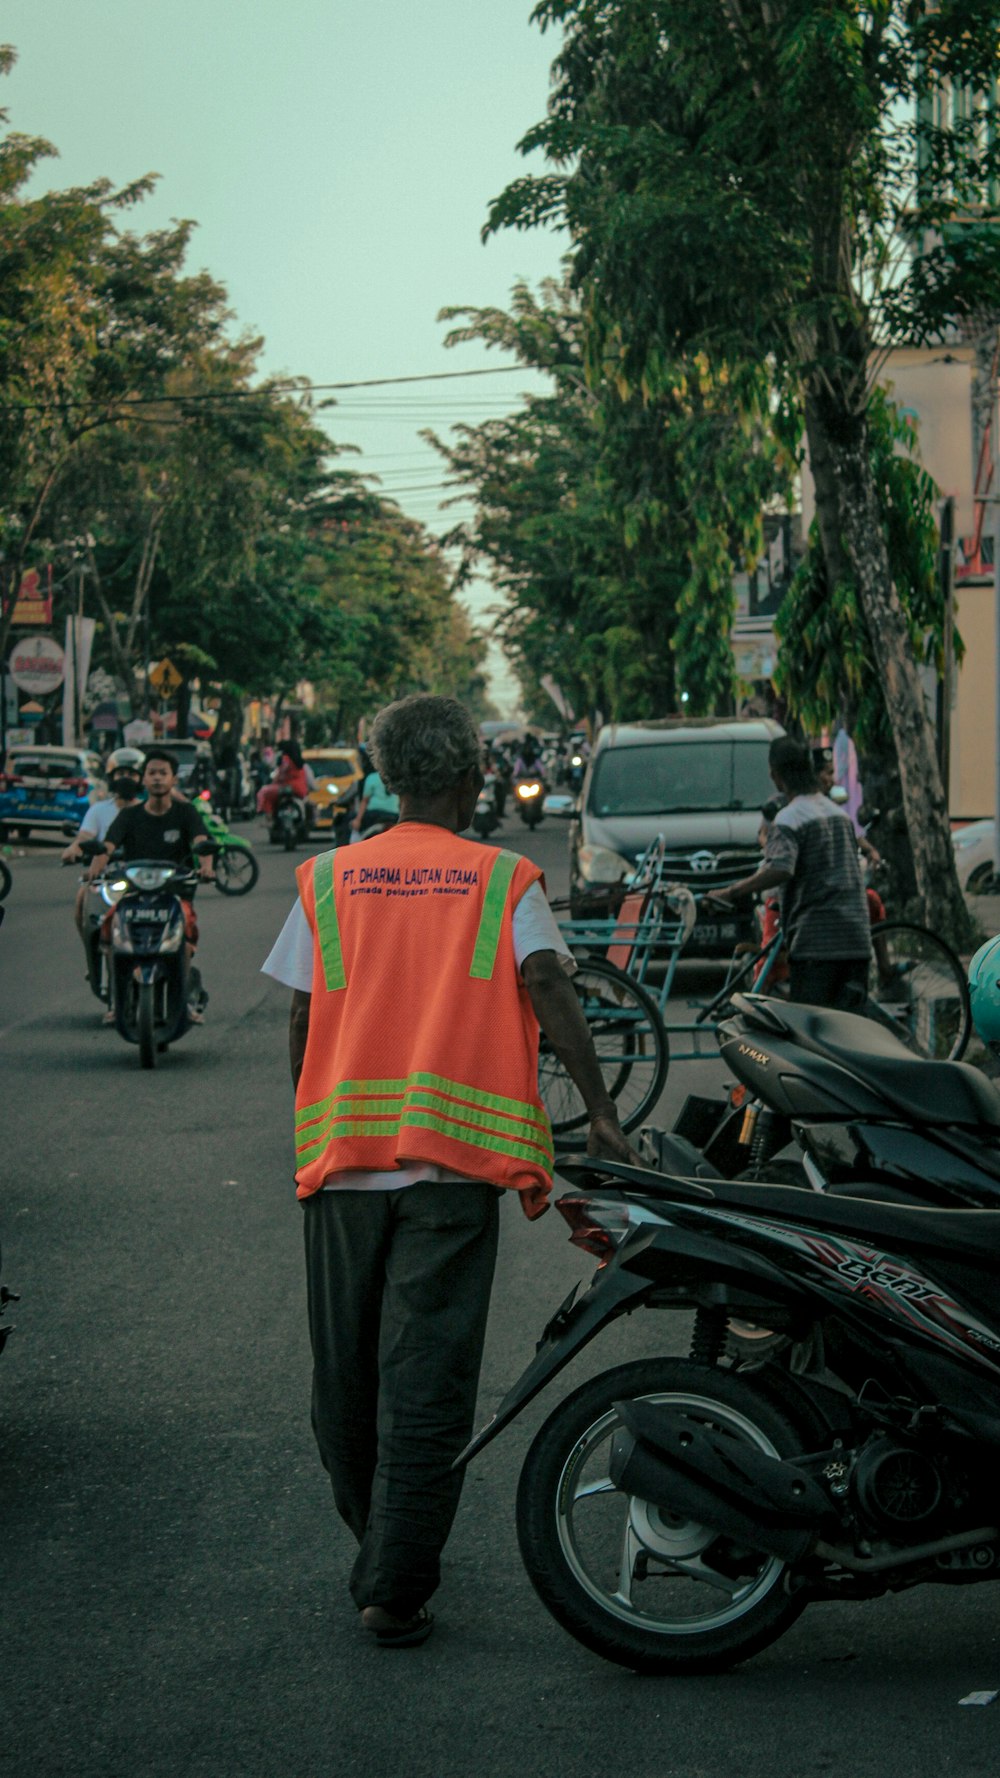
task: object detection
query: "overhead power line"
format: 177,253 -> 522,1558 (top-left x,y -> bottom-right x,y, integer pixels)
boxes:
0,364 -> 529,415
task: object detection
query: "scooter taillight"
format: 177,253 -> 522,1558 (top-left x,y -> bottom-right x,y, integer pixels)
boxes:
556,1194 -> 628,1258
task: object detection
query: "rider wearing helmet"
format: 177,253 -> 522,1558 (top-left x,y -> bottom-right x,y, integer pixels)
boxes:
968,935 -> 1000,1045
63,747 -> 146,863
62,747 -> 147,950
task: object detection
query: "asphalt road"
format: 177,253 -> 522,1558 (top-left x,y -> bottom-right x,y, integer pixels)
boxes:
2,817 -> 999,1778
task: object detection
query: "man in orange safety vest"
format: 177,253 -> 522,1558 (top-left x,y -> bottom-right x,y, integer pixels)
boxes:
262,693 -> 639,1648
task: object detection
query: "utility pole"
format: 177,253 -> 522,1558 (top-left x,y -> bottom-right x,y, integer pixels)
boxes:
994,493 -> 1000,881
938,496 -> 955,806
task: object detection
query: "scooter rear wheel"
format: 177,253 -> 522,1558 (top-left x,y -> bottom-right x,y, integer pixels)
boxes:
516,1358 -> 808,1675
137,981 -> 157,1069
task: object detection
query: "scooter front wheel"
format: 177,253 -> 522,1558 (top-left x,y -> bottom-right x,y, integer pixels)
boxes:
214,845 -> 260,895
137,981 -> 157,1069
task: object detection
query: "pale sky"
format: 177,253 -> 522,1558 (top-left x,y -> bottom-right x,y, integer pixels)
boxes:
4,1 -> 567,710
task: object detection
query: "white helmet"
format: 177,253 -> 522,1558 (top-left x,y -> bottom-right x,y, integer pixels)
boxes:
106,747 -> 145,778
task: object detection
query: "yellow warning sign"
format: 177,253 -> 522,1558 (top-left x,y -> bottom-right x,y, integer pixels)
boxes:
149,657 -> 183,694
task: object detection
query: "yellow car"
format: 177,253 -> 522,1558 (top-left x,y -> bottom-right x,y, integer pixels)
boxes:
305,747 -> 365,836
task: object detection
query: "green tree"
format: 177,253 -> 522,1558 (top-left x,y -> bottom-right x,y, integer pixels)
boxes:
429,278 -> 784,723
489,0 -> 1000,936
776,389 -> 951,904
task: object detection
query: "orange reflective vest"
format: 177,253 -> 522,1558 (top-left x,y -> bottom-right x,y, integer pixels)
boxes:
293,824 -> 554,1218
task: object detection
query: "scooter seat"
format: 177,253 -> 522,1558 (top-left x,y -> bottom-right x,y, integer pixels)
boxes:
700,1177 -> 1000,1261
744,998 -> 1000,1129
559,1157 -> 1000,1261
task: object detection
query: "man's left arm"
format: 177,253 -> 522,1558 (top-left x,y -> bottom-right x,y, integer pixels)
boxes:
705,862 -> 790,909
522,950 -> 643,1165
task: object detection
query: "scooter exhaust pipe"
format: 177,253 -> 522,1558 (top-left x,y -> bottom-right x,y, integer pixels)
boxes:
609,1398 -> 836,1567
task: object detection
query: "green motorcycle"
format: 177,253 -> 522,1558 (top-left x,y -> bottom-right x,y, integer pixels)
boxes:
196,798 -> 260,896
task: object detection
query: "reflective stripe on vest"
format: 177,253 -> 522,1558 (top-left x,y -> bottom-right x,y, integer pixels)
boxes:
295,1070 -> 554,1168
312,845 -> 520,991
468,849 -> 519,980
314,850 -> 346,991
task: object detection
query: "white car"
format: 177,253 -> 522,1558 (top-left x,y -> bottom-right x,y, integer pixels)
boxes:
953,819 -> 996,891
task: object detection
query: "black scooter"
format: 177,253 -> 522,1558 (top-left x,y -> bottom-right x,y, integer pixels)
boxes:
89,846 -> 214,1067
649,992 -> 1000,1210
457,1155 -> 1000,1675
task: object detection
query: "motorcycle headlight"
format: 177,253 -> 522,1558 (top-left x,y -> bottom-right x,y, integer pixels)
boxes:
158,920 -> 185,953
577,844 -> 630,886
125,865 -> 173,891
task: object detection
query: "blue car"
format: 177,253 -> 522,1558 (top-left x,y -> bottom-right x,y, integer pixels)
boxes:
0,744 -> 107,839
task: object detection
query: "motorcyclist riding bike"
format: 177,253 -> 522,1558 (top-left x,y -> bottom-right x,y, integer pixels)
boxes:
63,747 -> 146,961
87,748 -> 215,1023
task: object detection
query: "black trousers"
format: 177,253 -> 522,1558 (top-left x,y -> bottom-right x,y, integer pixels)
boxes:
788,956 -> 869,1011
302,1180 -> 500,1618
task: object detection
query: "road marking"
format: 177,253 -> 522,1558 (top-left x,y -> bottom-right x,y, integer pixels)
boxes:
959,1691 -> 998,1706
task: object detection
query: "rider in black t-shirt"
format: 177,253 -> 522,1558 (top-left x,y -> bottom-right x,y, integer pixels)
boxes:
89,748 -> 214,1019
94,750 -> 213,874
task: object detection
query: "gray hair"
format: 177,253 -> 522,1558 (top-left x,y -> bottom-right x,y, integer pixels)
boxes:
368,694 -> 481,798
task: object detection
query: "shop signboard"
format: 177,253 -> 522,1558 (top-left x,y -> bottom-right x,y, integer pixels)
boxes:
8,634 -> 66,695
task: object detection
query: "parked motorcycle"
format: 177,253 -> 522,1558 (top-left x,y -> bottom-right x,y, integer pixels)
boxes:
654,992 -> 1000,1210
458,1154 -> 1000,1674
514,775 -> 546,829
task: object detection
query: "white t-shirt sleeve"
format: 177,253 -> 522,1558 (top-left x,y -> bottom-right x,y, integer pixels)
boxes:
512,880 -> 575,974
261,898 -> 315,992
78,799 -> 116,841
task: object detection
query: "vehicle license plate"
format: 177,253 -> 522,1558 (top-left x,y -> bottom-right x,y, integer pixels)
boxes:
692,921 -> 738,944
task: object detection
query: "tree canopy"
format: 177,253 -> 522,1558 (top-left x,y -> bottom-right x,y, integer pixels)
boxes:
0,48 -> 487,740
429,276 -> 787,725
486,0 -> 1000,934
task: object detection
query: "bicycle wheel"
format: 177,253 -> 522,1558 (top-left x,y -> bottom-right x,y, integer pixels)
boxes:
539,956 -> 668,1138
866,921 -> 971,1061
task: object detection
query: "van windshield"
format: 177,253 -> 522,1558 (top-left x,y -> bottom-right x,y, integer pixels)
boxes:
589,741 -> 773,817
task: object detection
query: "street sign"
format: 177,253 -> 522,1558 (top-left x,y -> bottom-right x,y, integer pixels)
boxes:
8,634 -> 66,695
149,658 -> 183,694
5,566 -> 53,627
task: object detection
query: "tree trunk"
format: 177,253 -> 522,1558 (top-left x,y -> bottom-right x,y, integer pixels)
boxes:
804,392 -> 973,946
176,677 -> 191,741
211,685 -> 245,764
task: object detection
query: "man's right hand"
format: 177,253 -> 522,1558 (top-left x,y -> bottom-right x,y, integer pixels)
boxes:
587,1109 -> 645,1168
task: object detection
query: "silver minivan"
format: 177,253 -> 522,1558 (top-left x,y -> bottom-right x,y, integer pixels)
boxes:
568,717 -> 784,953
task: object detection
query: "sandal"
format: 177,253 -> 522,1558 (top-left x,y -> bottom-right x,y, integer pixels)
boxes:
361,1604 -> 435,1648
